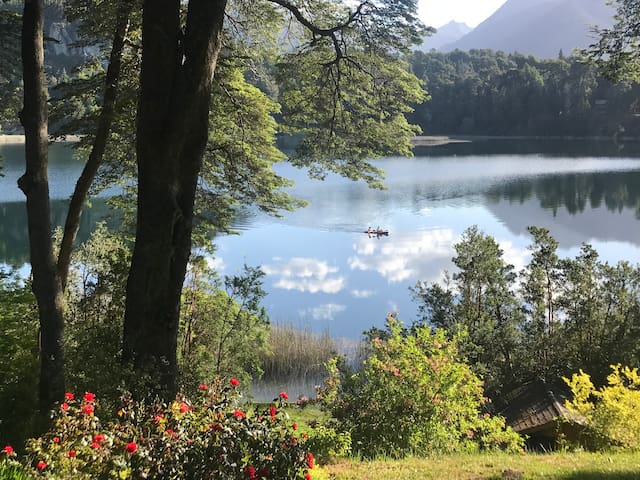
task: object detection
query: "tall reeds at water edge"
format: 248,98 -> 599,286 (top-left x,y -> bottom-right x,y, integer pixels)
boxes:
260,324 -> 337,382
253,323 -> 365,401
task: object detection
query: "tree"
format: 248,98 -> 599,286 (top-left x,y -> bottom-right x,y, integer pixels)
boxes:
18,0 -> 66,423
120,0 -> 426,398
584,0 -> 640,83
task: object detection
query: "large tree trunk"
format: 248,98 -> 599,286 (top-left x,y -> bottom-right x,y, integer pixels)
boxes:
122,0 -> 227,398
18,0 -> 65,423
57,0 -> 134,290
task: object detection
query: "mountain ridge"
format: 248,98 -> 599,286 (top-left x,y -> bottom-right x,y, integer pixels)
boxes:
440,0 -> 614,59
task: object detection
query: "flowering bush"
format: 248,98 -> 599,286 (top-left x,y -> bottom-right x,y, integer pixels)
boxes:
564,364 -> 640,450
25,378 -> 317,479
319,316 -> 523,458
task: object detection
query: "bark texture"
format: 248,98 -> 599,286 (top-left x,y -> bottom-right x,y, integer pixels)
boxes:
19,0 -> 65,421
57,0 -> 134,290
122,0 -> 227,397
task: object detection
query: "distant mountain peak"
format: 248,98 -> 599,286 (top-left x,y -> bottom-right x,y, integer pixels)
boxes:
440,0 -> 614,58
419,21 -> 473,52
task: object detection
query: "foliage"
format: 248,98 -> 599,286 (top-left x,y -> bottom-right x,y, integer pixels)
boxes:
0,271 -> 39,448
0,460 -> 34,480
303,425 -> 351,464
564,365 -> 640,450
319,316 -> 523,458
413,226 -> 640,401
0,8 -> 21,131
61,225 -> 131,406
25,380 -> 317,479
583,0 -> 640,83
179,261 -> 271,391
412,226 -> 523,397
409,49 -> 640,137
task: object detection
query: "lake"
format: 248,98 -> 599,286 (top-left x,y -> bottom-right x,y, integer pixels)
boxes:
3,139 -> 640,340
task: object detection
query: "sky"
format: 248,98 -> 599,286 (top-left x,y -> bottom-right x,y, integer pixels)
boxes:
418,0 -> 508,28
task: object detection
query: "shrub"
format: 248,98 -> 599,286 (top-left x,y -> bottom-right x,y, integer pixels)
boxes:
25,379 -> 318,479
564,364 -> 640,450
319,315 -> 523,458
303,425 -> 351,464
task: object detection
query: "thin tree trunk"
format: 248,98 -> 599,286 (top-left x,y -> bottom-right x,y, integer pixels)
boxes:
18,0 -> 65,424
122,0 -> 227,398
57,0 -> 134,290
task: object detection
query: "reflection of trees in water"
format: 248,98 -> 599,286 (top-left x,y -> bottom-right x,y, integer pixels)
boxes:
485,170 -> 640,217
0,199 -> 118,267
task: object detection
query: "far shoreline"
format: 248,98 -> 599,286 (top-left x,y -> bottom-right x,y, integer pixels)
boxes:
410,134 -> 640,146
0,134 -> 80,145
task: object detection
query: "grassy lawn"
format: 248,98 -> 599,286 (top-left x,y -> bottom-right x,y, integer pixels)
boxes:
323,452 -> 640,479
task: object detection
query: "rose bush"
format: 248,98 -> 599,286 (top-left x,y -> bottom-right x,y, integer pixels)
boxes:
25,378 -> 318,479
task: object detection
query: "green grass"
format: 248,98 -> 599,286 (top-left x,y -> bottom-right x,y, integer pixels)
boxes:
0,461 -> 34,480
324,452 -> 640,479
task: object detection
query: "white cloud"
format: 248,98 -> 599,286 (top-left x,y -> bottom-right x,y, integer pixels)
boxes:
205,257 -> 225,272
351,289 -> 376,299
263,257 -> 345,294
498,240 -> 531,274
299,303 -> 347,321
349,229 -> 455,283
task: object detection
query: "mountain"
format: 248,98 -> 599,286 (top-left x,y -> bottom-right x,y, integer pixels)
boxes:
419,21 -> 473,51
441,0 -> 615,59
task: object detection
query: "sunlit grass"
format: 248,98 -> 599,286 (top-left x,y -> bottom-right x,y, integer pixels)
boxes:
324,452 -> 640,479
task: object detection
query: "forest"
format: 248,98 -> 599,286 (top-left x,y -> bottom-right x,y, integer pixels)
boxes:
2,0 -> 640,478
409,49 -> 640,137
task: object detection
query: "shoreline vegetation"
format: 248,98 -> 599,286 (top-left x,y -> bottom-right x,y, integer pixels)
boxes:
0,134 -> 80,144
3,134 -> 640,147
410,135 -> 640,146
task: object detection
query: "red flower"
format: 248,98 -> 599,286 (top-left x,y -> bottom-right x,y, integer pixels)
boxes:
52,437 -> 60,444
2,446 -> 14,455
93,434 -> 105,443
125,442 -> 137,454
279,391 -> 289,401
269,405 -> 277,419
305,452 -> 314,469
153,414 -> 164,423
61,402 -> 69,411
304,472 -> 311,480
166,429 -> 178,439
64,392 -> 74,400
199,384 -> 208,390
90,442 -> 100,450
36,461 -> 47,470
230,378 -> 240,387
302,433 -> 308,440
291,437 -> 296,446
292,422 -> 297,430
179,402 -> 190,413
82,404 -> 94,415
233,410 -> 245,419
243,466 -> 257,479
68,450 -> 76,458
84,392 -> 96,402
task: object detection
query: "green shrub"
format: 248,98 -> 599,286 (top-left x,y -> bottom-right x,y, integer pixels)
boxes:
319,315 -> 523,458
564,364 -> 640,450
24,379 -> 318,479
0,459 -> 34,480
304,424 -> 351,464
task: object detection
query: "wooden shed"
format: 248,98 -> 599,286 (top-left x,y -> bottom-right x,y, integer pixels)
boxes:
499,380 -> 585,450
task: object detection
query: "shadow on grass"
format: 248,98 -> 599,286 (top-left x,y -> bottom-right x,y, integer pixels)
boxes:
485,471 -> 640,480
554,474 -> 640,480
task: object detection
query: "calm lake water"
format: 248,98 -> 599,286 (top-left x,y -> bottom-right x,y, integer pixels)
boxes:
3,139 -> 640,340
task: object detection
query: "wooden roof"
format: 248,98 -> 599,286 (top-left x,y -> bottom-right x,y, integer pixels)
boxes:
499,380 -> 584,434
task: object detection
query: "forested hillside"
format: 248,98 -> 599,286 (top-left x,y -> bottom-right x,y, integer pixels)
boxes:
410,49 -> 640,137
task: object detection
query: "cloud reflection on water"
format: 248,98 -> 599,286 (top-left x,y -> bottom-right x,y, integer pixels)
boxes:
348,228 -> 456,283
263,257 -> 345,294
